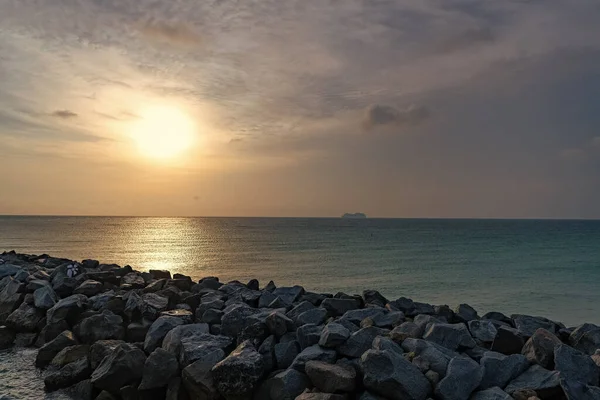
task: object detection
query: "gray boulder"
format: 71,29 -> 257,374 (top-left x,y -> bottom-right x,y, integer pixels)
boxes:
258,291 -> 278,308
479,351 -> 529,390
6,302 -> 44,332
305,360 -> 356,393
401,338 -> 458,378
220,303 -> 267,338
275,340 -> 300,369
161,323 -> 210,354
75,310 -> 125,344
259,335 -> 276,372
390,321 -> 422,342
373,336 -> 404,356
266,311 -> 294,337
569,323 -> 600,355
321,298 -> 360,317
126,319 -> 152,342
297,308 -> 328,326
338,327 -> 388,358
139,348 -> 179,390
504,365 -> 562,398
362,290 -> 388,307
0,326 -> 15,349
90,343 -> 147,392
511,314 -> 556,337
0,278 -> 25,323
73,280 -> 104,297
272,286 -> 305,305
182,348 -> 224,400
33,285 -> 58,310
319,322 -> 350,348
291,344 -> 337,372
144,316 -> 185,353
50,344 -> 90,368
361,349 -> 431,400
471,387 -> 512,400
202,308 -> 224,324
554,344 -> 599,386
422,323 -> 476,351
297,324 -> 323,350
211,341 -> 264,399
196,299 -> 225,318
560,379 -> 600,400
490,326 -> 525,355
454,304 -> 479,323
88,291 -> 116,311
121,272 -> 145,288
0,264 -> 22,279
46,294 -> 88,325
521,328 -> 562,368
339,308 -> 386,325
178,333 -> 232,367
287,301 -> 316,321
141,293 -> 169,320
468,320 -> 498,343
372,311 -> 405,328
36,330 -> 78,368
295,392 -> 348,400
44,358 -> 91,391
90,340 -> 125,369
435,356 -> 483,400
270,369 -> 311,400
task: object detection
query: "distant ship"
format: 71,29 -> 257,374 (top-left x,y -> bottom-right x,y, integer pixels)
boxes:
341,212 -> 367,219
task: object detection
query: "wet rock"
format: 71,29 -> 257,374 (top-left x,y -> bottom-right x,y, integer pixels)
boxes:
211,341 -> 264,399
46,294 -> 88,325
181,348 -> 224,399
422,323 -> 476,351
0,325 -> 15,349
272,286 -> 305,305
511,315 -> 556,338
270,369 -> 311,400
521,328 -> 562,368
338,327 -> 388,358
90,343 -> 147,392
471,387 -> 512,400
297,324 -> 323,350
504,365 -> 562,398
435,356 -> 483,400
121,272 -> 146,289
33,285 -> 58,310
306,360 -> 356,392
266,311 -> 294,337
89,340 -> 125,369
75,310 -> 125,344
361,349 -> 431,400
275,340 -> 300,369
554,343 -> 599,386
401,338 -> 458,378
372,336 -> 404,355
139,348 -> 180,390
36,330 -> 78,368
468,320 -> 498,343
297,308 -> 328,327
44,357 -> 91,391
569,323 -> 600,355
144,316 -> 186,353
479,351 -> 529,390
322,298 -> 360,317
319,322 -> 350,348
291,344 -> 337,372
0,278 -> 25,323
6,302 -> 44,332
50,344 -> 90,368
491,326 -> 525,355
454,304 -> 479,323
74,280 -> 104,297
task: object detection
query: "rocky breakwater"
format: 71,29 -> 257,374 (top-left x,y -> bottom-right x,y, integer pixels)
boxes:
1,251 -> 600,400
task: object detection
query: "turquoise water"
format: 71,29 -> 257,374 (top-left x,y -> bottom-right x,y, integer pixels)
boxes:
1,216 -> 600,326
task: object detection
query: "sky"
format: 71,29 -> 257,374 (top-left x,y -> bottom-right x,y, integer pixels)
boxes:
1,0 -> 600,218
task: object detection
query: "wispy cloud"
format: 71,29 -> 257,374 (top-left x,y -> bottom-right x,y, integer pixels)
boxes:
363,105 -> 430,130
139,19 -> 202,46
50,110 -> 78,119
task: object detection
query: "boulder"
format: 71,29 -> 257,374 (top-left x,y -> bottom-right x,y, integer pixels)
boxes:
221,303 -> 267,338
139,348 -> 180,390
412,302 -> 435,316
511,315 -> 556,337
321,298 -> 360,317
454,304 -> 479,323
338,327 -> 388,358
95,390 -> 117,400
371,311 -> 404,328
160,309 -> 194,324
297,324 -> 323,350
569,323 -> 600,355
504,365 -> 562,398
44,358 -> 91,391
89,340 -> 126,369
75,310 -> 125,344
166,377 -> 188,400
521,328 -> 562,368
297,308 -> 328,327
258,292 -> 278,308
266,311 -> 294,337
121,272 -> 145,288
275,340 -> 300,369
74,280 -> 104,297
362,290 -> 388,307
149,270 -> 171,280
144,316 -> 186,353
211,341 -> 264,399
141,293 -> 169,320
26,279 -> 50,291
126,319 -> 152,343
295,392 -> 348,400
161,323 -> 210,354
305,360 -> 356,392
270,369 -> 311,400
471,387 -> 512,400
0,264 -> 22,279
560,379 -> 600,400
291,344 -> 337,372
36,320 -> 69,346
197,299 -> 225,317
390,322 -> 422,342
272,286 -> 305,305
88,291 -> 116,311
491,326 -> 525,355
361,349 -> 431,400
90,343 -> 147,392
14,332 -> 36,347
181,348 -> 224,399
401,338 -> 458,378
287,301 -> 317,322
479,351 -> 529,390
36,330 -> 78,368
0,278 -> 25,323
435,356 -> 483,400
178,333 -> 232,367
5,302 -> 44,332
33,285 -> 58,310
422,323 -> 476,351
372,336 -> 404,356
468,320 -> 498,343
0,325 -> 15,349
340,308 -> 386,325
554,343 -> 599,386
50,344 -> 90,368
46,294 -> 88,325
202,309 -> 224,325
319,322 -> 350,348
259,335 -> 277,372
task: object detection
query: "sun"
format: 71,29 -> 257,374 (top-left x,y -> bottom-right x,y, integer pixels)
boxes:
132,105 -> 196,159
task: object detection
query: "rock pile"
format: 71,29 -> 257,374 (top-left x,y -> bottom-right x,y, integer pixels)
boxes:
1,250 -> 600,400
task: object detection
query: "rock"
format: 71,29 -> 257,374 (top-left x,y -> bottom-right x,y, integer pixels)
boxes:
504,365 -> 562,398
422,323 -> 476,351
435,356 -> 483,400
5,302 -> 44,332
372,311 -> 405,328
161,323 -> 210,354
85,271 -> 118,285
144,316 -> 186,353
50,344 -> 90,368
14,332 -> 36,347
414,314 -> 444,332
150,270 -> 172,280
560,379 -> 600,400
211,341 -> 264,399
126,319 -> 152,342
272,286 -> 305,305
373,336 -> 404,356
26,279 -> 50,291
297,324 -> 323,350
297,308 -> 328,326
266,311 -> 294,337
521,328 -> 562,368
65,378 -> 93,400
33,285 -> 58,310
182,348 -> 224,399
75,310 -> 125,344
319,322 -> 350,348
202,308 -> 224,324
160,309 -> 194,324
36,320 -> 69,346
275,340 -> 300,369
270,369 -> 311,400
338,327 -> 388,358
139,348 -> 180,390
88,291 -> 116,311
569,323 -> 600,355
340,308 -> 386,325
321,298 -> 360,317
46,294 -> 88,325
178,333 -> 232,367
74,280 -> 104,297
287,301 -> 317,322
259,335 -> 277,372
291,344 -> 337,372
471,387 -> 512,400
36,330 -> 78,368
511,315 -> 556,337
258,291 -> 278,308
454,304 -> 479,323
412,302 -> 435,316
362,290 -> 388,307
491,326 -> 525,355
220,303 -> 266,338
90,343 -> 147,392
479,351 -> 529,390
89,340 -> 125,369
0,278 -> 25,323
305,360 -> 356,392
390,322 -> 422,342
0,264 -> 22,279
425,370 -> 440,388
44,357 -> 91,391
295,393 -> 348,400
554,343 -> 599,386
166,377 -> 187,400
122,272 -> 146,288
468,320 -> 498,343
0,325 -> 15,349
401,338 -> 458,378
387,297 -> 416,314
95,390 -> 117,400
361,349 -> 431,400
197,299 -> 225,317
142,293 -> 169,320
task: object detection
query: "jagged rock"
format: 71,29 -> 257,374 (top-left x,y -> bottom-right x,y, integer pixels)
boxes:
149,270 -> 171,280
340,308 -> 386,325
166,376 -> 187,400
390,321 -> 422,342
569,323 -> 600,355
90,343 -> 147,392
401,338 -> 458,378
88,291 -> 116,311
182,348 -> 224,399
306,360 -> 356,392
201,308 -> 224,324
121,272 -> 146,288
560,379 -> 600,400
258,291 -> 278,308
521,328 -> 562,368
142,293 -> 169,320
468,320 -> 498,343
139,348 -> 180,390
291,344 -> 337,372
479,351 -> 529,390
338,327 -> 388,358
319,322 -> 350,348
75,310 -> 125,344
126,319 -> 152,342
50,344 -> 90,368
0,264 -> 22,279
435,356 -> 483,400
44,357 -> 91,391
554,344 -> 599,386
36,330 -> 78,368
275,340 -> 300,369
482,312 -> 512,324
297,324 -> 323,350
33,285 -> 58,310
491,326 -> 525,355
511,315 -> 556,337
144,316 -> 185,353
36,320 -> 69,346
74,280 -> 104,297
259,335 -> 276,372
504,365 -> 562,398
221,303 -> 267,338
46,294 -> 88,325
161,323 -> 210,354
178,333 -> 232,367
211,341 -> 264,399
371,311 -> 404,328
14,332 -> 36,347
266,311 -> 294,337
160,309 -> 194,324
361,349 -> 431,400
422,323 -> 476,351
0,325 -> 15,349
300,292 -> 328,306
85,271 -> 118,285
322,298 -> 360,317
270,369 -> 311,400
26,279 -> 50,291
89,340 -> 125,369
362,290 -> 388,307
64,378 -> 93,400
412,302 -> 435,316
272,286 -> 305,305
197,299 -> 225,317
6,302 -> 44,332
0,278 -> 25,323
414,314 -> 444,332
471,387 -> 512,400
372,336 -> 404,355
454,304 -> 479,323
297,308 -> 328,326
287,301 -> 316,322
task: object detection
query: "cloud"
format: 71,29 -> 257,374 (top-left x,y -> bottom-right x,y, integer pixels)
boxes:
592,137 -> 600,147
50,110 -> 78,119
363,104 -> 430,130
139,19 -> 202,46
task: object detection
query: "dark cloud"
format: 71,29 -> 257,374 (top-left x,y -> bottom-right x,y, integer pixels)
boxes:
50,110 -> 78,119
363,104 -> 430,130
139,19 -> 201,46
